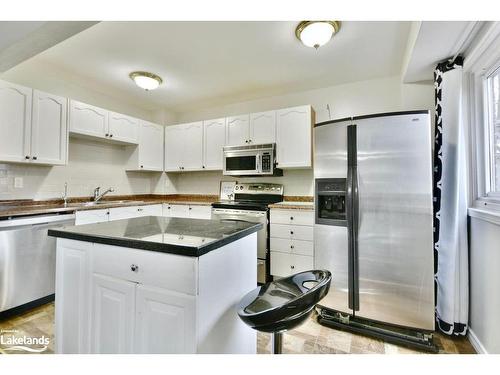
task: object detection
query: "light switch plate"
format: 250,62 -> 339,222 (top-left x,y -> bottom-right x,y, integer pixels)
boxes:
14,177 -> 23,188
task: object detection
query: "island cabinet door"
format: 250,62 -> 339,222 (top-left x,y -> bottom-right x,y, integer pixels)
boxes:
134,284 -> 196,354
90,273 -> 136,354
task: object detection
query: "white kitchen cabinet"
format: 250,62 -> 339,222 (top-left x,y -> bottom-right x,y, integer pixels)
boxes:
163,204 -> 211,219
135,284 -> 196,354
250,110 -> 276,144
136,204 -> 163,217
226,114 -> 250,146
31,90 -> 68,165
163,204 -> 190,218
164,122 -> 203,171
127,121 -> 163,172
276,105 -> 313,168
164,125 -> 184,171
108,111 -> 139,144
270,252 -> 314,278
75,209 -> 110,225
203,118 -> 226,170
108,206 -> 140,221
188,205 -> 212,219
0,81 -> 32,163
69,100 -> 108,139
183,122 -> 204,171
90,273 -> 135,354
69,100 -> 139,145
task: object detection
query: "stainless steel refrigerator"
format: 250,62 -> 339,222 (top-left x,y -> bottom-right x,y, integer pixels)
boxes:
314,110 -> 435,332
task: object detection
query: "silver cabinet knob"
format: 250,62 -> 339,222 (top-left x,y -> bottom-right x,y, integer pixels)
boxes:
105,133 -> 109,137
290,245 -> 294,249
32,156 -> 37,160
291,265 -> 295,269
130,264 -> 139,272
290,231 -> 294,235
290,217 -> 294,221
25,155 -> 30,159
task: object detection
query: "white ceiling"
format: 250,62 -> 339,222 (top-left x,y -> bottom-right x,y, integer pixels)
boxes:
12,21 -> 411,112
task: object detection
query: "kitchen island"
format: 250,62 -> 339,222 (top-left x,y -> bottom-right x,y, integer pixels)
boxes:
48,216 -> 261,354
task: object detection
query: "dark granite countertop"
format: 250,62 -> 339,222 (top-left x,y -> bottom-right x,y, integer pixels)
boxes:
48,216 -> 262,257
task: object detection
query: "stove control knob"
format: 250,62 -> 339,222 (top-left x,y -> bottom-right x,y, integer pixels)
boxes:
235,186 -> 239,190
239,185 -> 243,190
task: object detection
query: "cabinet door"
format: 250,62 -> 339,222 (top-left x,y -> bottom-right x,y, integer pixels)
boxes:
250,110 -> 276,144
138,121 -> 163,171
90,273 -> 136,354
135,284 -> 196,354
31,90 -> 68,165
69,100 -> 108,138
75,209 -> 110,225
168,204 -> 190,218
270,251 -> 292,277
0,80 -> 32,163
292,254 -> 314,273
108,111 -> 139,144
188,205 -> 212,219
226,115 -> 249,146
182,121 -> 203,171
108,206 -> 139,221
203,118 -> 226,170
136,204 -> 163,217
164,125 -> 184,171
276,105 -> 312,168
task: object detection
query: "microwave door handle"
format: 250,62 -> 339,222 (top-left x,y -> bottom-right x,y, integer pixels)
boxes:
256,154 -> 261,173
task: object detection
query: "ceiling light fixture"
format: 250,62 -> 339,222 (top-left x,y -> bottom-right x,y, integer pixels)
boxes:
295,21 -> 341,49
129,71 -> 163,91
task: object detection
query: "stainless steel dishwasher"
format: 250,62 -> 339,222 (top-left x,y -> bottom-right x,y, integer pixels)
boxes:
0,213 -> 75,314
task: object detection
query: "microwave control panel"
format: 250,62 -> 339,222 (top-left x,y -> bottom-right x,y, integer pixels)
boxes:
261,152 -> 271,172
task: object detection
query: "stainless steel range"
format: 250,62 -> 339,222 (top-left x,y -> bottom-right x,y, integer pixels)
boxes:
212,183 -> 283,284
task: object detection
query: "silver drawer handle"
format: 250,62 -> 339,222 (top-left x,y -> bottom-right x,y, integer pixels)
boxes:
130,264 -> 139,272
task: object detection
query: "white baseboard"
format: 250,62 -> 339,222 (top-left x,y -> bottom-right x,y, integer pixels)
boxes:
468,329 -> 488,354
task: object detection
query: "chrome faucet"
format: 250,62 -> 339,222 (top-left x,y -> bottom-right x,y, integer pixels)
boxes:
62,182 -> 68,207
93,186 -> 114,202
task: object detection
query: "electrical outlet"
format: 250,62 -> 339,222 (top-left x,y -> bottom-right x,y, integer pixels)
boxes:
14,177 -> 23,188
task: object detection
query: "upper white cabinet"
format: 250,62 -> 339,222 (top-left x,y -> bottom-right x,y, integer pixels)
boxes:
69,100 -> 138,145
31,90 -> 68,165
0,81 -> 68,165
203,118 -> 226,170
226,115 -> 249,146
0,81 -> 32,163
276,105 -> 313,168
250,110 -> 276,144
108,111 -> 139,144
164,122 -> 203,172
69,100 -> 108,138
127,121 -> 164,172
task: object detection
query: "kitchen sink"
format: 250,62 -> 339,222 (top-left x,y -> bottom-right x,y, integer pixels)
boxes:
68,200 -> 144,207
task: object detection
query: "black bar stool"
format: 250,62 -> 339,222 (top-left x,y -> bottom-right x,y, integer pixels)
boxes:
237,270 -> 332,354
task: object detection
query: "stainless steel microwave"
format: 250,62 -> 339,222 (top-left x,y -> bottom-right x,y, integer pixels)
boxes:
223,143 -> 283,177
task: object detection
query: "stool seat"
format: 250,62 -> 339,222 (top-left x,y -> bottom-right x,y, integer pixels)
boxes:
237,270 -> 332,334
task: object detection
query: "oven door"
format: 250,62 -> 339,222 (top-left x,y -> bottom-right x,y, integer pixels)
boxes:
223,150 -> 260,176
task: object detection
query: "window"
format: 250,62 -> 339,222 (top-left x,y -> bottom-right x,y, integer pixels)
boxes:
487,66 -> 500,194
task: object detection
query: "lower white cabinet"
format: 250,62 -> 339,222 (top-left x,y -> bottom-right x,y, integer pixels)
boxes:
75,209 -> 109,225
270,208 -> 314,278
163,204 -> 211,219
135,284 -> 196,354
108,206 -> 140,221
136,204 -> 162,217
55,236 -> 257,354
90,273 -> 135,354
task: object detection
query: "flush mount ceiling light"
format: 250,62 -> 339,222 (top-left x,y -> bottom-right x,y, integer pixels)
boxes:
295,21 -> 341,49
129,71 -> 163,91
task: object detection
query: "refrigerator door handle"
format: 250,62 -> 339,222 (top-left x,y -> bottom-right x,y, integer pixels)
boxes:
346,165 -> 355,310
352,166 -> 360,311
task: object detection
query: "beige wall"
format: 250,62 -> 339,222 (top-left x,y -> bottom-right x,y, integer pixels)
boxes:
170,75 -> 434,196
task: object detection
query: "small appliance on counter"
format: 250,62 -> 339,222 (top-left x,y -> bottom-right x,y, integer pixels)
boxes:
212,182 -> 284,284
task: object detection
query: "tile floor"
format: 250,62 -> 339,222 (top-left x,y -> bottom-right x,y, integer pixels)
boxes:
0,302 -> 475,354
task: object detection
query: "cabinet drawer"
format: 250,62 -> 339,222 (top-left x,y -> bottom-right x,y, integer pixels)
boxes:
75,209 -> 109,225
270,237 -> 313,256
92,244 -> 198,295
270,224 -> 313,241
108,206 -> 139,221
163,204 -> 190,218
188,205 -> 212,219
270,252 -> 314,278
270,209 -> 314,226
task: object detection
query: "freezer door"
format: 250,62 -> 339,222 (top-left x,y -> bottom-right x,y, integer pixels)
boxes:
355,113 -> 434,330
314,224 -> 350,313
314,120 -> 351,313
